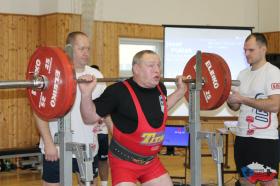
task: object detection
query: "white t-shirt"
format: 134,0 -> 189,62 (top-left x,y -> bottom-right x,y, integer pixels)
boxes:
39,65 -> 107,157
235,62 -> 280,139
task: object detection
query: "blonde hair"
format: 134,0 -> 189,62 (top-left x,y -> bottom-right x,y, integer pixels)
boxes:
132,50 -> 158,66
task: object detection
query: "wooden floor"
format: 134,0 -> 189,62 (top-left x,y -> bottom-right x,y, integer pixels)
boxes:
0,146 -> 278,186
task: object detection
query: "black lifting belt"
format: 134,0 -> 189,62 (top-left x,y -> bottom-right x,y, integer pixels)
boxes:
110,138 -> 155,165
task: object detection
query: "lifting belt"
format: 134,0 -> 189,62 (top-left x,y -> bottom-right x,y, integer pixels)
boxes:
110,138 -> 155,165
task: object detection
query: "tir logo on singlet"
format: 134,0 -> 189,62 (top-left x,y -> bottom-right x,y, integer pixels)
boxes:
141,132 -> 164,145
271,83 -> 280,90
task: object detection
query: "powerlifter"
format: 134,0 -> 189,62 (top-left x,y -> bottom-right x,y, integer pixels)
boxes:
79,50 -> 188,186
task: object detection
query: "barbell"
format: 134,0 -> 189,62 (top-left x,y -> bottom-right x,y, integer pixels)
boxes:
0,47 -> 240,121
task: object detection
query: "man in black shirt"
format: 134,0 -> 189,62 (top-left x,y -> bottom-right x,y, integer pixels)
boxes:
79,50 -> 187,186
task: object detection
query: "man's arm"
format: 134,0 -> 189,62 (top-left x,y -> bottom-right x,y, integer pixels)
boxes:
80,93 -> 101,124
227,90 -> 280,113
167,76 -> 188,110
241,94 -> 280,113
79,74 -> 102,124
34,114 -> 58,161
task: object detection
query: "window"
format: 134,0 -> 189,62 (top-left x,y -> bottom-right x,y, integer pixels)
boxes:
119,38 -> 163,77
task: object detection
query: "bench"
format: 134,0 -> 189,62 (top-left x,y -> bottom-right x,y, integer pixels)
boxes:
0,147 -> 42,170
0,147 -> 41,159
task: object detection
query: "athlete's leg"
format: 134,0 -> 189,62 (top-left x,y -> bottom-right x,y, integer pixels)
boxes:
142,173 -> 173,186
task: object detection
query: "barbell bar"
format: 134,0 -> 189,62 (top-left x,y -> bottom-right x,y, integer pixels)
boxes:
0,77 -> 190,89
0,77 -> 240,89
0,77 -> 195,90
0,47 -> 240,121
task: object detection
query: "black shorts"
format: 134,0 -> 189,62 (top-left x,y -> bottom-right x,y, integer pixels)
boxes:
98,133 -> 109,161
42,155 -> 98,183
234,136 -> 279,179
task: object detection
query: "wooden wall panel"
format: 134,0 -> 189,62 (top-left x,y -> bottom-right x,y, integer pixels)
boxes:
0,13 -> 81,150
263,32 -> 280,53
57,14 -> 81,47
39,14 -> 58,46
0,14 -> 40,149
0,15 -> 9,148
39,13 -> 81,48
92,21 -> 163,78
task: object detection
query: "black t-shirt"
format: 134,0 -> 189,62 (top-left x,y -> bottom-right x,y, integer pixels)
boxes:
94,78 -> 167,134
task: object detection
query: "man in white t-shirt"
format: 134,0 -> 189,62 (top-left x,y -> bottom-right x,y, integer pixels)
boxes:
34,31 -> 106,186
227,33 -> 280,186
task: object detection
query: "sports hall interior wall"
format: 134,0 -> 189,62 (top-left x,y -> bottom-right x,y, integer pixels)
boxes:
0,13 -> 279,150
0,13 -> 81,149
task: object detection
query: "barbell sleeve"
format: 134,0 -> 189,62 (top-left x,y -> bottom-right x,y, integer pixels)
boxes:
0,76 -> 48,90
0,80 -> 36,89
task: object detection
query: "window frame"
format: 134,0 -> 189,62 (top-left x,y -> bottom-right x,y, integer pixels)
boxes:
118,37 -> 163,77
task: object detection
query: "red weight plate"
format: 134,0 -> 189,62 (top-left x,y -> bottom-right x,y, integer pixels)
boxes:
211,54 -> 232,110
208,53 -> 231,110
183,53 -> 226,110
26,47 -> 76,121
